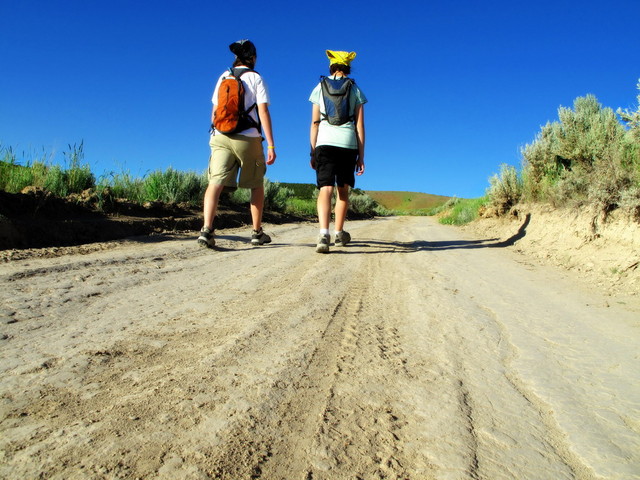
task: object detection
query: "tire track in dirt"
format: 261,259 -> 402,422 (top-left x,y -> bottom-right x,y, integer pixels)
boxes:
2,230 -> 360,478
203,247 -> 415,479
1,218 -> 638,479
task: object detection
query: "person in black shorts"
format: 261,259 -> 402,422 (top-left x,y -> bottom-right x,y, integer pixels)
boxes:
308,50 -> 367,253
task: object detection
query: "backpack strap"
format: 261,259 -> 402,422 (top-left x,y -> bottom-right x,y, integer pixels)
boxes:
231,67 -> 261,133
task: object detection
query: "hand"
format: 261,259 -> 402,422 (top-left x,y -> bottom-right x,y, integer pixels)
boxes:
266,149 -> 276,165
309,147 -> 317,170
356,158 -> 365,176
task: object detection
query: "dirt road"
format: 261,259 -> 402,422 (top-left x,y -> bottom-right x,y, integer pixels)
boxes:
1,216 -> 638,479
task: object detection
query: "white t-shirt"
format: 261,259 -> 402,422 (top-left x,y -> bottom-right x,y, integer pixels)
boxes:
309,76 -> 367,149
211,68 -> 270,137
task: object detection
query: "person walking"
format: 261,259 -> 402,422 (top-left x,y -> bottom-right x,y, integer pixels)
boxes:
198,39 -> 276,248
309,50 -> 367,253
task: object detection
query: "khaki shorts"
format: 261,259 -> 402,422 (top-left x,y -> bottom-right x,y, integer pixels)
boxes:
208,134 -> 266,189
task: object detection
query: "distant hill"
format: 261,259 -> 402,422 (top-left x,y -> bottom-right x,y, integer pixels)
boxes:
366,191 -> 451,212
278,183 -> 451,213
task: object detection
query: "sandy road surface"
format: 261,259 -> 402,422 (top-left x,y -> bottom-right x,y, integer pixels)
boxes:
1,216 -> 638,480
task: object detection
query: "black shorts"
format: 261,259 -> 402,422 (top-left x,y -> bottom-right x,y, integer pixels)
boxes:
314,145 -> 358,188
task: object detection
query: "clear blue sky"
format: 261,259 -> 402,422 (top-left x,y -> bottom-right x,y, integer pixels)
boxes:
2,0 -> 639,198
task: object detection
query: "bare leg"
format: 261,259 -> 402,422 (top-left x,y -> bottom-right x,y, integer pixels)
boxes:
203,183 -> 226,230
334,185 -> 350,232
250,186 -> 265,231
317,186 -> 334,230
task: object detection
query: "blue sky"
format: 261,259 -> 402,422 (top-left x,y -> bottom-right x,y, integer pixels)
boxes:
2,0 -> 639,198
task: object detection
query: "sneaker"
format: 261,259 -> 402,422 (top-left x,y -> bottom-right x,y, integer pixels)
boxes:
197,227 -> 215,248
315,233 -> 330,253
334,231 -> 351,247
251,228 -> 272,246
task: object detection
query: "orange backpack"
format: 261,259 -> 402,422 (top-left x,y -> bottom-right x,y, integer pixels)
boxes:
213,68 -> 260,134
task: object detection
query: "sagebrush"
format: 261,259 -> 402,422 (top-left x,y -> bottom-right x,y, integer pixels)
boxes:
487,81 -> 640,216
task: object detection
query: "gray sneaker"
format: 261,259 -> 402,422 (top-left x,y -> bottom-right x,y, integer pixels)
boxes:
251,228 -> 272,246
197,227 -> 215,248
316,233 -> 330,253
334,231 -> 351,247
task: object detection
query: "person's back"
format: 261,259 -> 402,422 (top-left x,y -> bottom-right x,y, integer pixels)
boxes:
309,50 -> 367,253
198,39 -> 277,249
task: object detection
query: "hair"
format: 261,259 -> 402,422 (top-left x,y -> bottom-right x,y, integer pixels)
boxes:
229,40 -> 257,69
330,63 -> 351,75
233,56 -> 256,69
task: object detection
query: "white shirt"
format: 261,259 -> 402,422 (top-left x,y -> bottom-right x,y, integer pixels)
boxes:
309,75 -> 367,149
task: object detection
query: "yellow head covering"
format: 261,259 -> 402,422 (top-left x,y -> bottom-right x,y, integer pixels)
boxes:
326,50 -> 357,66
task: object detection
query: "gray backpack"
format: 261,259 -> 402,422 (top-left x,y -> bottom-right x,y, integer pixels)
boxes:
320,76 -> 356,125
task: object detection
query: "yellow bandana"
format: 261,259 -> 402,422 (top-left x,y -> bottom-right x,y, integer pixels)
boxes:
326,50 -> 357,66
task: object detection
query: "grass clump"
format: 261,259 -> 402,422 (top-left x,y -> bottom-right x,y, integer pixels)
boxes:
1,142 -> 95,196
438,197 -> 490,225
284,197 -> 317,217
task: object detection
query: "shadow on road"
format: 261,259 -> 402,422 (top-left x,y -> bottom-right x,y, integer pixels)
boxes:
195,214 -> 531,255
334,214 -> 531,255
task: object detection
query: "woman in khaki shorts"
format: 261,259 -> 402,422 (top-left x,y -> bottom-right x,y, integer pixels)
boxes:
198,39 -> 276,248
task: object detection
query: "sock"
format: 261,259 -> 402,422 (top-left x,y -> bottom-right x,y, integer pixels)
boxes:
320,229 -> 329,235
335,230 -> 342,236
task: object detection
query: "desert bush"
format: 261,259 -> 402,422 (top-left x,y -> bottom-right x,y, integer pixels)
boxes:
229,187 -> 250,205
228,178 -> 293,213
487,164 -> 523,213
281,187 -> 384,218
618,79 -> 640,141
280,182 -> 316,199
142,168 -> 205,204
348,191 -> 379,216
264,179 -> 293,212
519,89 -> 640,211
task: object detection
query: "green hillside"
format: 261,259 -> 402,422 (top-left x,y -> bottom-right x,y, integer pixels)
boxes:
366,191 -> 451,212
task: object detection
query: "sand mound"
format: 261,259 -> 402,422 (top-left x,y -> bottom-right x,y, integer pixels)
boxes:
464,204 -> 640,298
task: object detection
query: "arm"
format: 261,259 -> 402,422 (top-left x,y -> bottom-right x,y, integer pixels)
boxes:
355,104 -> 365,175
309,104 -> 321,169
257,103 -> 276,165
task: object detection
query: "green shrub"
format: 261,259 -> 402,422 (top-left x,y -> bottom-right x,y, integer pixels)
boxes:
229,188 -> 251,205
279,182 -> 316,199
617,79 -> 640,142
100,171 -> 145,203
348,191 -> 379,216
285,197 -> 317,216
264,179 -> 293,212
0,143 -> 94,196
227,178 -> 293,213
427,196 -> 460,216
487,164 -> 523,213
439,197 -> 489,225
519,90 -> 639,211
142,168 -> 205,204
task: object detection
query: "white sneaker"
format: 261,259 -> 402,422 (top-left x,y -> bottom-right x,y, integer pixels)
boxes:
315,233 -> 330,253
